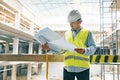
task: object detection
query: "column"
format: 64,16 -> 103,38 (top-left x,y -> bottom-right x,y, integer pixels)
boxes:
5,42 -> 9,54
27,41 -> 33,80
19,44 -> 22,54
13,38 -> 19,54
28,42 -> 33,54
11,37 -> 19,80
38,44 -> 42,54
3,66 -> 7,80
3,42 -> 9,80
38,44 -> 43,74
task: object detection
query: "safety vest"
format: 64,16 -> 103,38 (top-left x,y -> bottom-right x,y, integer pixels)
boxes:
64,28 -> 90,68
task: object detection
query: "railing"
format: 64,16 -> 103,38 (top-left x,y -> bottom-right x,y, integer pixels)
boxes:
0,54 -> 120,80
0,3 -> 41,33
0,5 -> 15,25
0,54 -> 120,63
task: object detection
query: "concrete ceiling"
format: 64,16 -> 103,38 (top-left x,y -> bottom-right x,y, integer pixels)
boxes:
18,0 -> 102,31
0,21 -> 35,42
19,0 -> 100,16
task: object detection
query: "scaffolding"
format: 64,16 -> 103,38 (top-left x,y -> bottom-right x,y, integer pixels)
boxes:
100,0 -> 120,80
100,0 -> 119,55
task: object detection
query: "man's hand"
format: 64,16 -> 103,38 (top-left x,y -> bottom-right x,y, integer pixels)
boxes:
41,43 -> 50,51
74,48 -> 85,54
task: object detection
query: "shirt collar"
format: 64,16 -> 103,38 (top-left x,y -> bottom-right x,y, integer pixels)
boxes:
71,27 -> 82,33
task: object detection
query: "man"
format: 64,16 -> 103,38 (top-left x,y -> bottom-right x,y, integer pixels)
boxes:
42,10 -> 96,80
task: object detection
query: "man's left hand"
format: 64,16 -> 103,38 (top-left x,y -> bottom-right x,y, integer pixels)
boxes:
74,48 -> 85,54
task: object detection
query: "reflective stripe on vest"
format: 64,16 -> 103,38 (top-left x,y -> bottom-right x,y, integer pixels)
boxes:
64,28 -> 90,68
65,55 -> 89,61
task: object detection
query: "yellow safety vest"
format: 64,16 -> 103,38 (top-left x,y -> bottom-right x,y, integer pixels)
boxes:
64,28 -> 90,68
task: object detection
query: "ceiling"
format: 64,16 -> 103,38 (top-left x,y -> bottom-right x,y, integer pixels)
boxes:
18,0 -> 115,31
18,0 -> 103,31
19,0 -> 100,16
0,21 -> 35,43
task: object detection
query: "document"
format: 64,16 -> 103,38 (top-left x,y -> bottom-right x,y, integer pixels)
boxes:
34,27 -> 61,44
48,38 -> 76,52
34,27 -> 77,52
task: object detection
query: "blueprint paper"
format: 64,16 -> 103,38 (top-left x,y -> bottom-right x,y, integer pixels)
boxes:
48,38 -> 76,52
34,27 -> 76,52
34,27 -> 61,44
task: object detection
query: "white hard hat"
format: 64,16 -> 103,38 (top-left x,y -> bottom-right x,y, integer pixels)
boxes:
68,10 -> 82,23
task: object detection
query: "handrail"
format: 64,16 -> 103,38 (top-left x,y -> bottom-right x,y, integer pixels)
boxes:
0,54 -> 119,63
0,54 -> 119,80
0,11 -> 15,23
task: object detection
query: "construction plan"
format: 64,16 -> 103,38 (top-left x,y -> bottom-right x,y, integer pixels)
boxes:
34,27 -> 76,52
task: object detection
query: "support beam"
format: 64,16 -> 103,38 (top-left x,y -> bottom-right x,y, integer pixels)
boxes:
28,42 -> 33,54
27,41 -> 33,80
3,42 -> 9,80
11,64 -> 17,80
3,66 -> 7,80
11,37 -> 19,80
13,37 -> 19,54
27,64 -> 32,80
38,44 -> 41,54
5,41 -> 9,54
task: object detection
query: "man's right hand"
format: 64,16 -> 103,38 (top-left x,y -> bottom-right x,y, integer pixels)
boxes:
41,43 -> 50,51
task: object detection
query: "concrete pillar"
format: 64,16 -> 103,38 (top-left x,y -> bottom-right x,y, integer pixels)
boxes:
15,12 -> 20,28
19,44 -> 22,54
38,44 -> 43,74
13,38 -> 19,54
28,42 -> 33,54
3,42 -> 9,80
38,44 -> 42,54
5,42 -> 9,54
11,37 -> 19,80
11,65 -> 17,80
27,64 -> 32,80
27,41 -> 33,80
118,42 -> 120,54
38,63 -> 43,74
0,44 -> 2,52
3,66 -> 7,80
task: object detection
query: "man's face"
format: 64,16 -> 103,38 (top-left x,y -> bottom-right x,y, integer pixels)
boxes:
70,21 -> 81,30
